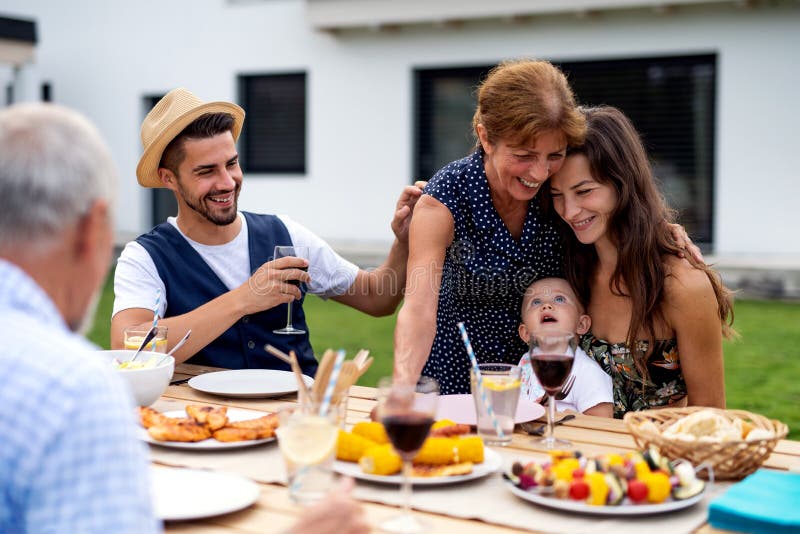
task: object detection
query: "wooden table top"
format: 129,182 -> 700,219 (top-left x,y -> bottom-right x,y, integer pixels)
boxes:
153,363 -> 799,533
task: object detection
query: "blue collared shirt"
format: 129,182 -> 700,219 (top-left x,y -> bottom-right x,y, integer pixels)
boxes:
0,259 -> 160,533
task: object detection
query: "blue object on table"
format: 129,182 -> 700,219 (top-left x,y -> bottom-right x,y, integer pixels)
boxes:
708,469 -> 800,533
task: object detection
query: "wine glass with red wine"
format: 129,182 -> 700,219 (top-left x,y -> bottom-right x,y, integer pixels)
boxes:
528,331 -> 578,449
273,245 -> 309,335
376,376 -> 439,533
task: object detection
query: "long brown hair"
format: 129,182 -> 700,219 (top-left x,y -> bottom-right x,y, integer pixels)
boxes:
543,106 -> 734,371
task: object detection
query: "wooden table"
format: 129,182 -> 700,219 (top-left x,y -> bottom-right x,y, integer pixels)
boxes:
153,363 -> 800,533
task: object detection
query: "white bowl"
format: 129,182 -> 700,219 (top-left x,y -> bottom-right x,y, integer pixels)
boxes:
99,349 -> 175,406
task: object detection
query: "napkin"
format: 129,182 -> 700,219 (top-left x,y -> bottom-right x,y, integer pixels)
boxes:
708,470 -> 800,533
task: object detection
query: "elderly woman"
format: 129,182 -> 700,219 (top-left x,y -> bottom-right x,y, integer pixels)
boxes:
545,106 -> 734,417
393,59 -> 586,394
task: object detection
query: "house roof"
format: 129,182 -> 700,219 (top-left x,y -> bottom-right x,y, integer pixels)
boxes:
305,0 -> 749,31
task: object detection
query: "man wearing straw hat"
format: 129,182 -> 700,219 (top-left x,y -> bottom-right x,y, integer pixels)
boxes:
112,88 -> 422,376
0,101 -> 369,534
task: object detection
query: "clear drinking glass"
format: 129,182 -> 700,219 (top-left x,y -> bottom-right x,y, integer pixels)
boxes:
470,363 -> 521,446
123,325 -> 168,353
275,404 -> 339,504
528,331 -> 577,449
376,376 -> 439,534
273,245 -> 309,335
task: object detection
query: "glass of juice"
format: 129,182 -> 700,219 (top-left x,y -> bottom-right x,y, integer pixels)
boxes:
470,363 -> 521,446
124,325 -> 168,353
275,405 -> 339,504
376,376 -> 438,534
529,331 -> 577,449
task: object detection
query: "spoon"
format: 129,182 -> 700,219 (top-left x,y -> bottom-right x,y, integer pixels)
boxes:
130,325 -> 159,363
156,329 -> 191,366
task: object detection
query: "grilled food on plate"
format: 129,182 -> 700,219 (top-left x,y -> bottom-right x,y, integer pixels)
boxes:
185,405 -> 228,431
139,405 -> 276,443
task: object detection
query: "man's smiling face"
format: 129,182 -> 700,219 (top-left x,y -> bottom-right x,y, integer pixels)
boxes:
171,132 -> 242,226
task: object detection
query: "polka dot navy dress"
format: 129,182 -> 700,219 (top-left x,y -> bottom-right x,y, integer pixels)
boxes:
422,150 -> 563,395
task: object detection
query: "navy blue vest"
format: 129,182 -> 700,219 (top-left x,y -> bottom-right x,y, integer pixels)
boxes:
136,212 -> 317,376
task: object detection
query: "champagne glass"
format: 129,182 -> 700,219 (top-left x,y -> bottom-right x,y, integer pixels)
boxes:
376,376 -> 439,534
273,245 -> 309,335
528,331 -> 577,449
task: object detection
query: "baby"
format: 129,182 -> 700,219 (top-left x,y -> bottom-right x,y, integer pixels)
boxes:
518,277 -> 613,417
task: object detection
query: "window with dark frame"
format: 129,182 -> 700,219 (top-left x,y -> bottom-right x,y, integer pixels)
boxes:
414,54 -> 716,245
238,72 -> 307,174
143,93 -> 177,228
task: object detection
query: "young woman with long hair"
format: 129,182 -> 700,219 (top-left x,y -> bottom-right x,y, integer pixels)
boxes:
545,106 -> 734,418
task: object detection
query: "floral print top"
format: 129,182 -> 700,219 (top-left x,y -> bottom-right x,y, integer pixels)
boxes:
581,333 -> 687,419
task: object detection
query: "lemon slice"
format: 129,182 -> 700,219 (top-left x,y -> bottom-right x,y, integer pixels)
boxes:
482,376 -> 521,392
124,337 -> 168,352
277,416 -> 338,465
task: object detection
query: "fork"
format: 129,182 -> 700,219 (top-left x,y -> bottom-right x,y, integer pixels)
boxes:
522,414 -> 577,436
541,374 -> 576,406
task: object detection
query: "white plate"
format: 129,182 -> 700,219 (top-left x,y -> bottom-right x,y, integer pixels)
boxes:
188,369 -> 313,398
506,479 -> 706,516
436,394 -> 545,425
334,447 -> 502,486
150,465 -> 260,521
141,408 -> 276,450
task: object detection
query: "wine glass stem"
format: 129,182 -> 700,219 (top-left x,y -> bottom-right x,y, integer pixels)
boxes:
285,302 -> 293,329
546,394 -> 556,442
401,459 -> 413,518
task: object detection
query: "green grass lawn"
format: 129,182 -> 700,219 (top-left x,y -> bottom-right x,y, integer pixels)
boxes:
89,275 -> 800,438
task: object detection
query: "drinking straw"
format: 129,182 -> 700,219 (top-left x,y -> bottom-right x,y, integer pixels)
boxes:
456,322 -> 504,439
319,349 -> 345,416
150,288 -> 161,352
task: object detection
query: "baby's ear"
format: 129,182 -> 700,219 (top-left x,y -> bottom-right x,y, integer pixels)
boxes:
518,323 -> 529,343
576,314 -> 591,335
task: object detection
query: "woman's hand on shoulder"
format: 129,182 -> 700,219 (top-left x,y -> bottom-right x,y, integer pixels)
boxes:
390,181 -> 427,244
666,223 -> 704,263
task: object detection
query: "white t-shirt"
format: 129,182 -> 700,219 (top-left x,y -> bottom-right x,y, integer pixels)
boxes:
113,213 -> 359,318
518,347 -> 613,414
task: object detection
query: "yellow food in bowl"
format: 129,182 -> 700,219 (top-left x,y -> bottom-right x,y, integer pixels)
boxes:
113,356 -> 162,370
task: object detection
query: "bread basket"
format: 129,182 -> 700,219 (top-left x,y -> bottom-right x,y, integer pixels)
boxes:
624,407 -> 788,480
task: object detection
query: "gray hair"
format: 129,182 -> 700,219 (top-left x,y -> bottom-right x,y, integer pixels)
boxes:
0,103 -> 116,253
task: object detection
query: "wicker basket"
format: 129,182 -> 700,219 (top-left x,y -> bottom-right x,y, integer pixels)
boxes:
624,407 -> 788,480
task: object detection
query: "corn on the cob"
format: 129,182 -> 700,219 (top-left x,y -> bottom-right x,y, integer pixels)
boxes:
455,436 -> 484,464
352,421 -> 389,444
359,444 -> 402,476
413,437 -> 458,465
336,430 -> 377,462
412,436 -> 485,465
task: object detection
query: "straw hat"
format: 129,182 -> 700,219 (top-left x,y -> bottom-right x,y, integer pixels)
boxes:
136,87 -> 245,188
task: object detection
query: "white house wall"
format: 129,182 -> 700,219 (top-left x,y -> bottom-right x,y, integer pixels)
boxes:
1,0 -> 798,257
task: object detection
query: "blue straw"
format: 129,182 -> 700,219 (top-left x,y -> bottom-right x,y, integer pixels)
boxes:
150,289 -> 161,351
456,322 -> 504,439
319,349 -> 346,416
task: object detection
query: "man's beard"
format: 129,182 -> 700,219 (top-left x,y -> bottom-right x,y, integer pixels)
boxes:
176,180 -> 240,226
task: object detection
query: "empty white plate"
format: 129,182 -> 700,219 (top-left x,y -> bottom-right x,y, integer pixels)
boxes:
150,466 -> 260,521
436,394 -> 544,425
188,369 -> 313,398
